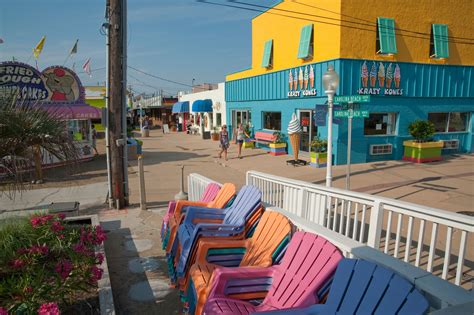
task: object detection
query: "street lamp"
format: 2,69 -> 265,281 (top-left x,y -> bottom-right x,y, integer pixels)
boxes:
322,64 -> 339,187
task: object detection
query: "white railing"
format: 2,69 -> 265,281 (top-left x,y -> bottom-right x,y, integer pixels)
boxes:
246,171 -> 474,287
187,173 -> 221,201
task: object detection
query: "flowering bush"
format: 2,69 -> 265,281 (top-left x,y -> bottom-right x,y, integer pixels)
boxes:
0,214 -> 106,314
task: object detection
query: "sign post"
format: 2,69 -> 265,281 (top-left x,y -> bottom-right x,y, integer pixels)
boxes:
346,104 -> 353,190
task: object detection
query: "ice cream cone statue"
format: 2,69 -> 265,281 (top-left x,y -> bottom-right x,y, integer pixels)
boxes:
361,61 -> 368,87
289,70 -> 293,91
293,69 -> 297,90
309,65 -> 315,88
298,67 -> 303,90
378,62 -> 385,87
386,63 -> 393,88
370,62 -> 377,87
287,113 -> 302,160
394,64 -> 401,88
303,66 -> 309,89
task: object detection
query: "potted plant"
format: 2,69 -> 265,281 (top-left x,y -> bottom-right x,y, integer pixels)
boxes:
403,120 -> 443,163
310,136 -> 328,167
243,124 -> 254,148
211,126 -> 220,141
268,131 -> 287,156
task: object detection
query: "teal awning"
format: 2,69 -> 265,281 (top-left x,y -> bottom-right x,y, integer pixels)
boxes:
192,99 -> 213,112
172,101 -> 189,113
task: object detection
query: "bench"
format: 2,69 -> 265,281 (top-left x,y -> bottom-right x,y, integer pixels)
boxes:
254,131 -> 276,145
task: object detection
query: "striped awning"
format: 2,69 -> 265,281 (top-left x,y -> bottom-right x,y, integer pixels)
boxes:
192,99 -> 213,112
172,101 -> 189,113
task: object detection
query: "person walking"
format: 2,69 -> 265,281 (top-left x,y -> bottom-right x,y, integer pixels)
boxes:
91,125 -> 98,155
218,125 -> 230,161
235,123 -> 250,159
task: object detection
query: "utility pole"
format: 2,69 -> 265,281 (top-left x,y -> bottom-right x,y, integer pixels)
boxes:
108,0 -> 128,208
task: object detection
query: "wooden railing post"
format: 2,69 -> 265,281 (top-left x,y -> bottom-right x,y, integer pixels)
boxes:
367,201 -> 384,248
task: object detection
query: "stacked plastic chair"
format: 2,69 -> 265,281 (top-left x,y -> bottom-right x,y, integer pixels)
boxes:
202,232 -> 343,315
161,182 -> 221,241
172,185 -> 264,288
254,259 -> 429,315
183,211 -> 294,314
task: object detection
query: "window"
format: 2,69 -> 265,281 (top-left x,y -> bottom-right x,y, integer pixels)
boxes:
370,144 -> 393,155
262,112 -> 281,130
297,24 -> 313,59
376,17 -> 397,55
262,39 -> 273,68
364,113 -> 397,136
428,112 -> 469,132
216,113 -> 222,127
67,119 -> 90,141
443,140 -> 459,150
430,24 -> 449,59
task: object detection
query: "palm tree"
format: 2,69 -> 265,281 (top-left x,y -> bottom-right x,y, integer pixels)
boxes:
0,95 -> 79,194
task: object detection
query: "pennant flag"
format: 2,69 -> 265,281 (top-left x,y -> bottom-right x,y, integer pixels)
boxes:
82,58 -> 92,77
69,39 -> 78,55
33,36 -> 46,59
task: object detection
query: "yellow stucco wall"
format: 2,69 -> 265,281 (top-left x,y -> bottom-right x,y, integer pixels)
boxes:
339,0 -> 474,65
227,0 -> 474,81
227,0 -> 342,81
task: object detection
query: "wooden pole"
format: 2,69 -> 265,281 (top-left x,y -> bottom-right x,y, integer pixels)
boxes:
108,0 -> 125,208
138,155 -> 147,210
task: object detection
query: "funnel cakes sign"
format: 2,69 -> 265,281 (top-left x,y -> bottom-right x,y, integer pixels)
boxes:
358,61 -> 403,96
287,65 -> 317,98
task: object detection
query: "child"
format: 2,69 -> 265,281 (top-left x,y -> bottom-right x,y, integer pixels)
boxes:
218,125 -> 230,161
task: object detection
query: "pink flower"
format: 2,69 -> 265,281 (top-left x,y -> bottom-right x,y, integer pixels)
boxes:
57,213 -> 66,220
92,226 -> 107,245
31,217 -> 42,228
95,253 -> 104,265
0,307 -> 8,315
29,245 -> 49,255
24,287 -> 33,293
54,260 -> 73,280
90,266 -> 103,282
10,259 -> 25,269
51,221 -> 64,233
37,303 -> 59,315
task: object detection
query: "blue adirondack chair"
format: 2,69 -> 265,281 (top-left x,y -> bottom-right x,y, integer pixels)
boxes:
253,259 -> 429,315
175,185 -> 262,280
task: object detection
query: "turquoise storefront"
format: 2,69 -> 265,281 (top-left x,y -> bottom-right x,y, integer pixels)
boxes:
225,59 -> 474,165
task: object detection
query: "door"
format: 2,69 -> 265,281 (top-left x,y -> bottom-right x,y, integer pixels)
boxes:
231,110 -> 250,138
298,110 -> 316,154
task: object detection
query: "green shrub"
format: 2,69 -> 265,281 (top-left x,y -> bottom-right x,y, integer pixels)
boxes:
408,120 -> 435,142
310,137 -> 328,153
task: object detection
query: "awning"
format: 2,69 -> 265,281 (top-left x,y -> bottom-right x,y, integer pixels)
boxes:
42,104 -> 101,120
172,101 -> 189,113
192,99 -> 213,112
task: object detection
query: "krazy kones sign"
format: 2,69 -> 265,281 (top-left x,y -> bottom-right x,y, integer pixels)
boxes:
0,63 -> 49,100
358,61 -> 403,96
287,65 -> 317,98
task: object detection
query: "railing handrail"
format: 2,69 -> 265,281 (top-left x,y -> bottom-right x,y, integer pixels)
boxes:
247,170 -> 474,231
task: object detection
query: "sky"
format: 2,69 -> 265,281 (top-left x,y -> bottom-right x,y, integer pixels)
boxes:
0,0 -> 279,96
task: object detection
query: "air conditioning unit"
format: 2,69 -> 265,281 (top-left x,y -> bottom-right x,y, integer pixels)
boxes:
443,139 -> 459,150
370,144 -> 393,155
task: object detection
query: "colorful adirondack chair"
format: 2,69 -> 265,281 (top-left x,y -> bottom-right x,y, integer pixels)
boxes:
202,232 -> 343,315
174,186 -> 263,283
164,183 -> 236,252
253,259 -> 429,315
184,211 -> 294,315
161,183 -> 221,240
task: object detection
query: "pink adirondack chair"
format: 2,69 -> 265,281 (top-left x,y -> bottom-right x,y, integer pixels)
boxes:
202,232 -> 343,315
161,183 -> 221,239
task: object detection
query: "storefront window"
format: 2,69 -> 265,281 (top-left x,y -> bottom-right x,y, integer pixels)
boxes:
67,119 -> 90,141
428,112 -> 469,132
364,113 -> 397,136
216,113 -> 222,126
262,112 -> 281,131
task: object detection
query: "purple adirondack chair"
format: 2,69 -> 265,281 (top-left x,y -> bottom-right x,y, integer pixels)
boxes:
175,185 -> 262,280
160,183 -> 221,239
202,232 -> 343,315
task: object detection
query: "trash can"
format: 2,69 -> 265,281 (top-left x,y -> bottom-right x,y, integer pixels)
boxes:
142,127 -> 149,137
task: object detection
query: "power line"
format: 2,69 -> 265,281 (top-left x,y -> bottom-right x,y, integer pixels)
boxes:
197,1 -> 474,45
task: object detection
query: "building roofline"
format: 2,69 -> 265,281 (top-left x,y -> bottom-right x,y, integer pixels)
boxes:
252,0 -> 284,20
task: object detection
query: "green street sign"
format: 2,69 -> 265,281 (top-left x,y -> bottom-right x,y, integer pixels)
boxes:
334,110 -> 369,118
334,95 -> 371,103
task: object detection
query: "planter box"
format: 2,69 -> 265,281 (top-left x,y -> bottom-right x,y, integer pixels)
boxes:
268,143 -> 287,156
310,152 -> 327,168
243,141 -> 255,149
65,215 -> 116,315
211,133 -> 220,141
402,140 -> 443,163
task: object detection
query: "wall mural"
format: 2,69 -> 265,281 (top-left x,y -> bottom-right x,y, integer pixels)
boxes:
359,61 -> 403,96
288,65 -> 317,98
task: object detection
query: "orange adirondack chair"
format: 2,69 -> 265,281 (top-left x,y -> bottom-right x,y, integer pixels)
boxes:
165,183 -> 236,255
184,211 -> 294,315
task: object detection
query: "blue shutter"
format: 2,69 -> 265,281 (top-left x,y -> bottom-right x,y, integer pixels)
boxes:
297,24 -> 313,59
261,39 -> 273,68
432,24 -> 449,58
377,17 -> 397,54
